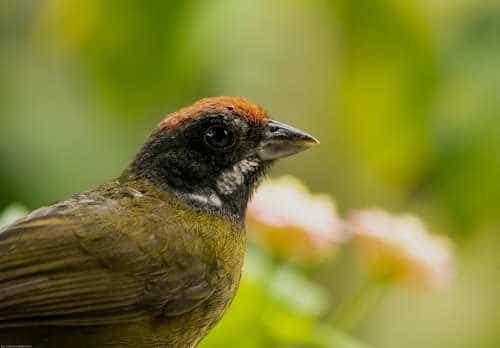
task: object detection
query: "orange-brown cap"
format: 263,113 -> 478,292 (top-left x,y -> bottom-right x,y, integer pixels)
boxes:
159,96 -> 268,129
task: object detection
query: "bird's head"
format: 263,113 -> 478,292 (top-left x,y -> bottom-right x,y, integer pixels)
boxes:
130,97 -> 319,220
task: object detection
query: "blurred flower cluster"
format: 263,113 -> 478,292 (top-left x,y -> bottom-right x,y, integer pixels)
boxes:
349,209 -> 455,290
247,176 -> 347,263
247,176 -> 455,292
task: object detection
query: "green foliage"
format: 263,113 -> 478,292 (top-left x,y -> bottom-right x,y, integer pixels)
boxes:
332,0 -> 437,189
39,0 -> 203,115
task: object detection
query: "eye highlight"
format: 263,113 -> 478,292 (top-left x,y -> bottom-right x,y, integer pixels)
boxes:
203,125 -> 236,150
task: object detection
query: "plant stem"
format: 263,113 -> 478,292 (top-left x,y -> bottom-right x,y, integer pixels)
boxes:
330,278 -> 387,333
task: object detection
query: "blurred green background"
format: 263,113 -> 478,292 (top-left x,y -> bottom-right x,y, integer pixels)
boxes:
1,0 -> 499,347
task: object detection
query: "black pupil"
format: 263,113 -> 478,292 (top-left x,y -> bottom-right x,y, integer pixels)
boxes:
204,126 -> 234,149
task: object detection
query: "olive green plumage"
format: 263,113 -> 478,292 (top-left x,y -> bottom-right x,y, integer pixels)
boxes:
0,177 -> 244,347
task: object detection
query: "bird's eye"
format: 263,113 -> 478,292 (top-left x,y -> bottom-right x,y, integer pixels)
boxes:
203,126 -> 235,150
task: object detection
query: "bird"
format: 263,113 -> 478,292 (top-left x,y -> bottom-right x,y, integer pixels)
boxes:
0,96 -> 319,348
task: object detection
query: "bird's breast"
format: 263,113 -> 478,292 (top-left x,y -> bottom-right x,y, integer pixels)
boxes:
147,200 -> 246,345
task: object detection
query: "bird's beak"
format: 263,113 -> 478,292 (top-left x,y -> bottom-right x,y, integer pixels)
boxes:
257,120 -> 319,161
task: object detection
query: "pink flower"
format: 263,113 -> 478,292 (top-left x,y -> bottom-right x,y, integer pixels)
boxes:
349,209 -> 455,290
247,176 -> 347,262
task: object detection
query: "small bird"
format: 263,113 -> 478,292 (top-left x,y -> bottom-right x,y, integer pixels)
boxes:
0,97 -> 318,347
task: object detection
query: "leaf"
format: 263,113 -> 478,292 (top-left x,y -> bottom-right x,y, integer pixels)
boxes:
0,204 -> 28,229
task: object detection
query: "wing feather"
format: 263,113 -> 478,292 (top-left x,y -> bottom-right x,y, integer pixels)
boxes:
0,194 -> 215,327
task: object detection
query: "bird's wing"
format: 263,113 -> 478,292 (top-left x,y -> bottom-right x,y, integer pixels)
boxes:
0,196 -> 215,327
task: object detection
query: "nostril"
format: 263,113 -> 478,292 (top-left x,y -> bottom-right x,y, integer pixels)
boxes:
267,120 -> 292,135
268,124 -> 281,133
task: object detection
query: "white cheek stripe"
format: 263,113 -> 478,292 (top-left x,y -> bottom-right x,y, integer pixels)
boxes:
216,159 -> 260,195
186,158 -> 260,208
186,192 -> 222,208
